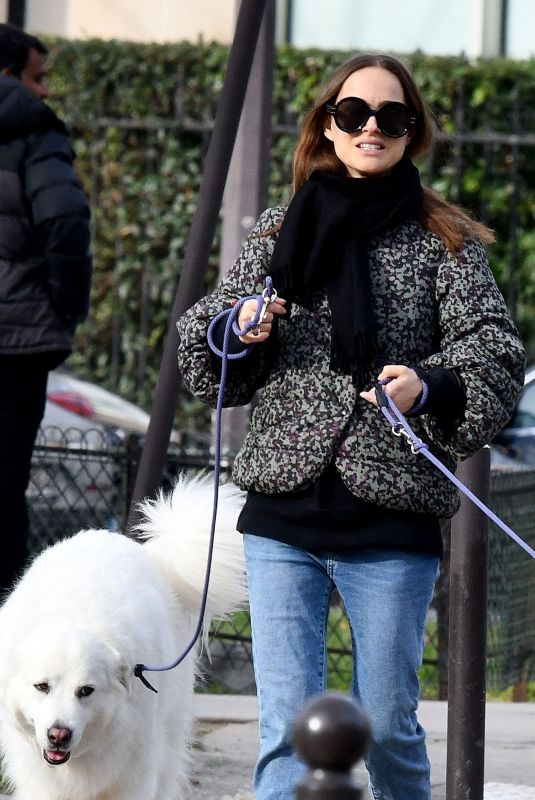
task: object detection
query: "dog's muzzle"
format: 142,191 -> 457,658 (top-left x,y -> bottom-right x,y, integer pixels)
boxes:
44,725 -> 72,765
43,748 -> 71,766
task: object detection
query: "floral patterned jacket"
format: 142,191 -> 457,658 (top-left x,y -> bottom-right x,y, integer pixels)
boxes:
176,207 -> 525,518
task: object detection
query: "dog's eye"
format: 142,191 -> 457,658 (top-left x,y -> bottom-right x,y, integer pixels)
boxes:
76,685 -> 95,698
34,682 -> 50,694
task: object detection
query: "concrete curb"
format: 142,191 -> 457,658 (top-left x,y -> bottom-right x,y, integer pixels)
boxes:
194,692 -> 258,723
192,694 -> 535,800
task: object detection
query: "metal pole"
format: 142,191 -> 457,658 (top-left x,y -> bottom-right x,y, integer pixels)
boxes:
218,0 -> 275,455
126,0 -> 269,528
220,1 -> 275,264
446,447 -> 490,800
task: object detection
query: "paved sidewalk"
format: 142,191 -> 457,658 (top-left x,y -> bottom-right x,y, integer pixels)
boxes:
1,696 -> 532,799
191,694 -> 535,800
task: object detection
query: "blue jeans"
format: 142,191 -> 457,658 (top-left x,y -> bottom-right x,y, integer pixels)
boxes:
244,534 -> 440,800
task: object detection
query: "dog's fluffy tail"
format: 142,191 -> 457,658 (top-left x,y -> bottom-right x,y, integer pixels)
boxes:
135,473 -> 248,624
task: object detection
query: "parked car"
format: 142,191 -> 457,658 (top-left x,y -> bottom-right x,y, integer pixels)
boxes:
29,370 -> 154,545
492,364 -> 535,468
44,369 -> 152,438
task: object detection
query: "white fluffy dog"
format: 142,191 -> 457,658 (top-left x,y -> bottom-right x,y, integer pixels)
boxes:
0,474 -> 247,800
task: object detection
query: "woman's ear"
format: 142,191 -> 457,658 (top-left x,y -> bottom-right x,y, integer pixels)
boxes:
324,122 -> 334,142
406,128 -> 415,146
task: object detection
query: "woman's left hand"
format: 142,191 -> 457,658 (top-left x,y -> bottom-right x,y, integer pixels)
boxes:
360,365 -> 423,414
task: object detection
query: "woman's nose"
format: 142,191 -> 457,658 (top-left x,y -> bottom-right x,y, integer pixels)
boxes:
363,114 -> 380,133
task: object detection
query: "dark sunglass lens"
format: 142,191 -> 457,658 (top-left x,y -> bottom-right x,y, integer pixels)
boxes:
377,102 -> 412,137
334,98 -> 368,132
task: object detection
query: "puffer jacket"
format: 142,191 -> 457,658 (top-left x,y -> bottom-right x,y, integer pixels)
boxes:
0,76 -> 92,356
177,206 -> 525,518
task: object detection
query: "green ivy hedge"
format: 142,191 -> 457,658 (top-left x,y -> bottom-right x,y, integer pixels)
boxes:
43,39 -> 535,426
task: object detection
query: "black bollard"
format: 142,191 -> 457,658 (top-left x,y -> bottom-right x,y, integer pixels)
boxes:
292,693 -> 371,799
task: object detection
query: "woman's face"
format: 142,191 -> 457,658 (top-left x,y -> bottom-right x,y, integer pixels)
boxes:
324,66 -> 413,178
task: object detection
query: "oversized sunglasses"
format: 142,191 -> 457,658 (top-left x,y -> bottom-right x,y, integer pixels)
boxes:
325,97 -> 417,138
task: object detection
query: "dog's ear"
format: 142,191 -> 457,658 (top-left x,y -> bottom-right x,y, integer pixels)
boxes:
116,661 -> 133,694
108,649 -> 133,694
99,640 -> 133,694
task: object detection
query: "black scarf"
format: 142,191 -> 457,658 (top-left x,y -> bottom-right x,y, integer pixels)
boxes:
269,159 -> 423,390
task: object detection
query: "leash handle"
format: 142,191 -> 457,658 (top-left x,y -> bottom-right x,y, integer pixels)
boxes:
135,278 -> 276,689
206,275 -> 277,358
376,381 -> 535,560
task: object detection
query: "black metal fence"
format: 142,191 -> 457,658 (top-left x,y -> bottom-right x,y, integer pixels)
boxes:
29,429 -> 535,700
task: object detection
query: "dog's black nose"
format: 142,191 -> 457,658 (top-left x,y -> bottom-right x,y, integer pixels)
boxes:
47,726 -> 72,747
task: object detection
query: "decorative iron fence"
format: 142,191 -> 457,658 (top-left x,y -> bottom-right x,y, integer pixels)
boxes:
29,430 -> 535,700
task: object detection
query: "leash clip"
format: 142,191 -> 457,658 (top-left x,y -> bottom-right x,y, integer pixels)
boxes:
134,663 -> 159,693
259,284 -> 278,323
252,281 -> 278,336
392,422 -> 427,455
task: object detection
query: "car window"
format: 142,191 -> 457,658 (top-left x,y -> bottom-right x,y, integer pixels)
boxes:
509,380 -> 535,428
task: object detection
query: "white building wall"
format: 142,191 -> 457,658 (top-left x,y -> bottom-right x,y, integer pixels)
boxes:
25,0 -> 237,43
8,0 -> 535,58
291,0 -> 489,57
290,0 -> 534,59
507,0 -> 535,58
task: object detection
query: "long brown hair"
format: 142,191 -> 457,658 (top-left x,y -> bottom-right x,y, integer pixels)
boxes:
292,53 -> 494,253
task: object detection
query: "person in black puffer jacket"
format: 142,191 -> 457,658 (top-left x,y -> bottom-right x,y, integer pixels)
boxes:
0,24 -> 92,594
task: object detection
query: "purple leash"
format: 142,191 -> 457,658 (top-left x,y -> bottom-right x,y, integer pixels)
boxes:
134,278 -> 276,691
135,286 -> 532,690
375,380 -> 535,560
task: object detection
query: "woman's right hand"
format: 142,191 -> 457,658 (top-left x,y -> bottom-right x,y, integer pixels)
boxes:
238,296 -> 287,344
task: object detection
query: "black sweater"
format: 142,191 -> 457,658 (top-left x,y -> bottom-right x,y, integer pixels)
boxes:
212,323 -> 464,557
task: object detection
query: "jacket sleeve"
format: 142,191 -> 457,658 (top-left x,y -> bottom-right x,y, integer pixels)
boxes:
176,207 -> 283,408
418,237 -> 526,459
25,129 -> 92,323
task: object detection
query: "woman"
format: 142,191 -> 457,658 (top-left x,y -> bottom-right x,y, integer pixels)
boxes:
177,54 -> 525,800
